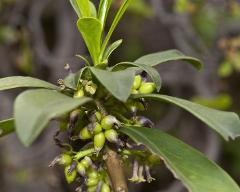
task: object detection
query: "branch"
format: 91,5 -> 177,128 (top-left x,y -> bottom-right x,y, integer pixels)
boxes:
104,148 -> 128,192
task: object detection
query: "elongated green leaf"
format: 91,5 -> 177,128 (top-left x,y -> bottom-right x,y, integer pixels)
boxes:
90,67 -> 135,102
135,49 -> 203,70
103,39 -> 123,61
112,62 -> 161,91
0,76 -> 58,91
77,18 -> 102,65
121,126 -> 240,192
0,119 -> 15,137
98,0 -> 112,27
132,94 -> 240,140
14,89 -> 92,146
69,0 -> 81,17
76,0 -> 91,17
101,0 -> 132,56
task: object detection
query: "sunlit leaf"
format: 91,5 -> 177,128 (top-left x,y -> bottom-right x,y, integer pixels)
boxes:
77,18 -> 102,65
121,126 -> 240,192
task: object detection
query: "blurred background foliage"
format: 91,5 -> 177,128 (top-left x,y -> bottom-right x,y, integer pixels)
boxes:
0,0 -> 240,191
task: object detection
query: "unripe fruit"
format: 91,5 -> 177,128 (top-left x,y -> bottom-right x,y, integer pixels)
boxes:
81,156 -> 92,168
88,186 -> 97,192
87,178 -> 99,187
60,154 -> 72,166
64,165 -> 77,184
139,82 -> 156,94
79,127 -> 92,140
77,162 -> 86,176
88,169 -> 99,179
94,132 -> 106,152
133,75 -> 142,90
101,115 -> 119,130
101,183 -> 111,192
95,111 -> 102,121
74,88 -> 84,98
104,129 -> 118,143
131,89 -> 139,94
93,122 -> 103,135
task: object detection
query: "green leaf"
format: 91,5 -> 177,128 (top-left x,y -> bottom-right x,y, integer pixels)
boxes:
0,76 -> 58,91
0,119 -> 15,137
76,0 -> 91,17
112,62 -> 161,91
103,39 -> 123,61
132,94 -> 240,140
101,0 -> 132,57
69,0 -> 81,17
98,0 -> 112,28
134,49 -> 203,70
89,67 -> 135,102
14,89 -> 92,146
77,18 -> 102,65
121,126 -> 240,192
63,71 -> 81,90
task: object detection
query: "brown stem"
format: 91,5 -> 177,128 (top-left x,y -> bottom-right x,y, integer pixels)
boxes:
105,148 -> 128,192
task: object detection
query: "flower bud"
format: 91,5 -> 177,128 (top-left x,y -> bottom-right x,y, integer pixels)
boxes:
104,129 -> 118,143
74,88 -> 85,98
77,162 -> 86,177
87,178 -> 99,187
101,115 -> 120,130
133,75 -> 142,90
93,122 -> 103,135
79,127 -> 92,140
101,183 -> 111,192
65,165 -> 77,184
94,132 -> 106,152
139,82 -> 156,94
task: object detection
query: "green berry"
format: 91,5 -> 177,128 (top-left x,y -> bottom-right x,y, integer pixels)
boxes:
87,177 -> 99,187
64,165 -> 77,184
88,169 -> 99,179
88,186 -> 97,192
77,162 -> 86,176
95,111 -> 102,121
104,129 -> 118,143
74,88 -> 84,98
101,115 -> 119,130
60,154 -> 72,166
133,75 -> 142,90
79,127 -> 92,140
80,156 -> 92,168
94,132 -> 106,152
93,122 -> 103,135
139,82 -> 156,94
131,89 -> 139,94
101,183 -> 111,192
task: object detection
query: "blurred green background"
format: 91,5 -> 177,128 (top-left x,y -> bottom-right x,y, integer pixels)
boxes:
0,0 -> 240,191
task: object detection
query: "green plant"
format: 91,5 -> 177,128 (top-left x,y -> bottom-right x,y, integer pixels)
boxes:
1,0 -> 240,191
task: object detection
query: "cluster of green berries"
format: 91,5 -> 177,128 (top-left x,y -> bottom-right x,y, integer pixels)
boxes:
50,152 -> 111,192
131,75 -> 156,95
79,113 -> 122,152
53,67 -> 159,191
